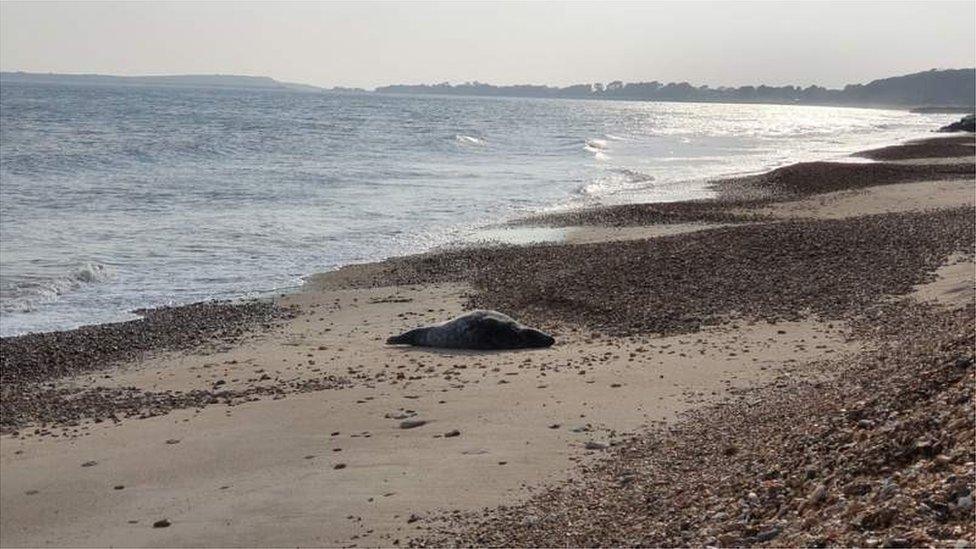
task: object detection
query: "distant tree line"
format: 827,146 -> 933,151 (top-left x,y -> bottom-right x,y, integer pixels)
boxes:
4,68 -> 973,108
375,68 -> 976,108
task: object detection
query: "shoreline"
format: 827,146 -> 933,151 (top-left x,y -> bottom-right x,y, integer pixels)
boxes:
2,134 -> 971,431
1,132 -> 973,547
1,131 -> 967,340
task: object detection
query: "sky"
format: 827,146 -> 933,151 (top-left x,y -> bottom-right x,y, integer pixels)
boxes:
0,1 -> 973,90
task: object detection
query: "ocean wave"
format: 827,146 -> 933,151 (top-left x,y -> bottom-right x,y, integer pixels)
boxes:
1,262 -> 115,313
455,134 -> 485,146
74,262 -> 113,284
616,168 -> 656,183
584,138 -> 610,160
577,168 -> 656,197
584,138 -> 609,151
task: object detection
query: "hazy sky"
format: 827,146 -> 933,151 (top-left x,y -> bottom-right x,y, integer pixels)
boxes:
1,1 -> 973,89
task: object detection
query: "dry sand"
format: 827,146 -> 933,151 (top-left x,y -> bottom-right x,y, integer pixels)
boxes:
910,252 -> 975,309
1,278 -> 853,547
754,178 -> 974,220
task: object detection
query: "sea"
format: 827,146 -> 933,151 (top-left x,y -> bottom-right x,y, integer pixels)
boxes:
0,82 -> 948,336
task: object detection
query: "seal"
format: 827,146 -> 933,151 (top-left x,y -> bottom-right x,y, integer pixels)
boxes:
386,310 -> 555,350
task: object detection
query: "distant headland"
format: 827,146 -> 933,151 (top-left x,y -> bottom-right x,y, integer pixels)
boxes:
0,72 -> 336,92
2,68 -> 973,109
0,72 -> 330,93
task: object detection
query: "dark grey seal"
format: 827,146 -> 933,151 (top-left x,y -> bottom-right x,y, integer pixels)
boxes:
386,310 -> 555,350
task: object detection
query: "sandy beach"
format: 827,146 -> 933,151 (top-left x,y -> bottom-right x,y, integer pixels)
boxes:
1,134 -> 973,547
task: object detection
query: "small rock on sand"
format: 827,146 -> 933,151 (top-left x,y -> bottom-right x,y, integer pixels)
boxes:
444,429 -> 461,438
956,495 -> 974,512
399,419 -> 428,429
152,519 -> 171,528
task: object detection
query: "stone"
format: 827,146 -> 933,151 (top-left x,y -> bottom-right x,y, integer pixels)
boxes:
809,483 -> 827,504
754,527 -> 781,542
956,495 -> 973,512
939,114 -> 976,133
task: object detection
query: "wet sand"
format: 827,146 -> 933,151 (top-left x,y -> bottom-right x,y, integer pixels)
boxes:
1,134 -> 973,547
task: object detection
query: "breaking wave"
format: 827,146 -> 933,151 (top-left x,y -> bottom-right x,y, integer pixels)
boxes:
1,262 -> 115,313
577,168 -> 656,197
584,138 -> 610,160
455,134 -> 485,146
584,138 -> 609,151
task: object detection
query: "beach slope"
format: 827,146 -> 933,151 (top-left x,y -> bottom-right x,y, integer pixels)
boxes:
1,135 -> 973,547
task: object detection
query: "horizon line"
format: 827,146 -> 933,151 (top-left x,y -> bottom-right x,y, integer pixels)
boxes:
3,66 -> 976,93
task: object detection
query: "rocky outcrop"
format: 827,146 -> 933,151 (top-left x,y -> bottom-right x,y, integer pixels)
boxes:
939,114 -> 976,132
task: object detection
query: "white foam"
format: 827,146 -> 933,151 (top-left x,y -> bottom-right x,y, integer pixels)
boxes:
1,262 -> 115,313
577,168 -> 657,197
455,134 -> 485,146
74,262 -> 113,284
584,138 -> 611,161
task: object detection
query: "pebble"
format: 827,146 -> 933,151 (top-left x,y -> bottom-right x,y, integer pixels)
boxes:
809,484 -> 827,504
754,527 -> 781,542
956,495 -> 973,512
